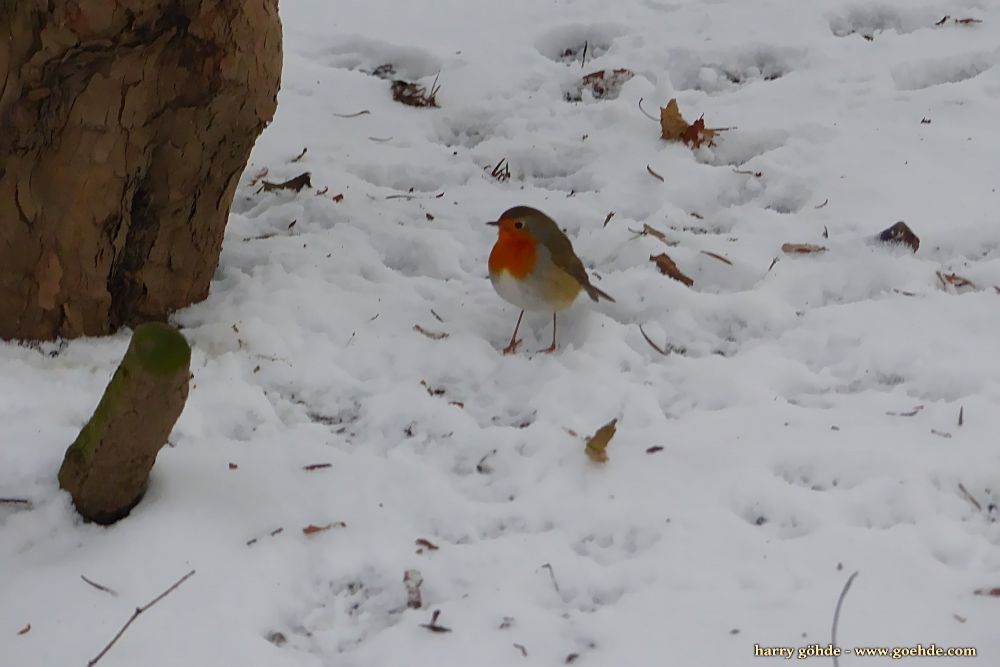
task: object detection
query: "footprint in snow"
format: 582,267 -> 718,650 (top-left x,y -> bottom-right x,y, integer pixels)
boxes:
534,22 -> 626,65
322,35 -> 442,81
665,46 -> 805,95
827,5 -> 945,40
892,52 -> 997,91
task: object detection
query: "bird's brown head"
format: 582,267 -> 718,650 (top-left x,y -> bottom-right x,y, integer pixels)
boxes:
486,206 -> 562,246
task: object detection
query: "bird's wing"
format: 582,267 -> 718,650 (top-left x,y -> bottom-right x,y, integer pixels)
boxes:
546,234 -> 616,303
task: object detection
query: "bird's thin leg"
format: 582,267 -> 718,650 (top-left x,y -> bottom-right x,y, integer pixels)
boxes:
502,310 -> 525,355
538,313 -> 558,354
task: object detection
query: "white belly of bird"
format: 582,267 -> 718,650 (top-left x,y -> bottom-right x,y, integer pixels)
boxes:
490,267 -> 580,313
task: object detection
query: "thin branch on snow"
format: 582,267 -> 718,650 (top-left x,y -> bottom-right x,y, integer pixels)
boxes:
540,563 -> 562,595
638,325 -> 670,356
87,569 -> 195,667
81,575 -> 119,597
637,97 -> 658,122
957,483 -> 982,512
830,571 -> 859,667
0,497 -> 32,506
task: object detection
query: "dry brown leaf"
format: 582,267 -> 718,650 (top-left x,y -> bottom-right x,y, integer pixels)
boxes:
955,17 -> 983,24
573,68 -> 635,101
936,271 -> 976,289
650,253 -> 694,286
630,223 -> 677,246
303,522 -> 345,535
259,172 -> 312,194
781,243 -> 828,255
876,221 -> 919,252
415,538 -> 440,552
974,587 -> 1000,596
585,418 -> 618,463
660,99 -> 722,148
603,211 -> 615,227
391,75 -> 440,108
17,623 -> 30,636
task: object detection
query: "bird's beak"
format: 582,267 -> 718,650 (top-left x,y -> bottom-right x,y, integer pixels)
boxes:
485,220 -> 499,226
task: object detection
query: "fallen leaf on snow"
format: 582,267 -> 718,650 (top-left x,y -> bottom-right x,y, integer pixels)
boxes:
303,522 -> 345,535
415,538 -> 439,553
781,243 -> 827,255
585,418 -> 618,463
936,271 -> 976,289
391,75 -> 440,108
569,68 -> 635,101
17,623 -> 30,636
660,98 -> 724,149
650,253 -> 695,286
974,587 -> 1000,596
259,172 -> 312,194
629,223 -> 677,246
936,16 -> 983,26
876,221 -> 920,252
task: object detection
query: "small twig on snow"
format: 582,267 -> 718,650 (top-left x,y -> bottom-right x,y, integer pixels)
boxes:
540,563 -> 562,594
87,569 -> 195,667
646,165 -> 665,182
638,325 -> 670,356
81,575 -> 119,597
958,483 -> 982,512
637,97 -> 659,122
831,571 -> 859,667
332,109 -> 371,118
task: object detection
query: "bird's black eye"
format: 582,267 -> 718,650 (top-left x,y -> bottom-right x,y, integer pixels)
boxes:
514,221 -> 524,229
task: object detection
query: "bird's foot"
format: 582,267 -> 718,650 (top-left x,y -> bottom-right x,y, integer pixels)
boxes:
536,343 -> 557,354
501,338 -> 522,355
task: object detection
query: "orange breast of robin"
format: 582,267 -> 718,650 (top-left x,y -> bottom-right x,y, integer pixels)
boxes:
489,230 -> 537,279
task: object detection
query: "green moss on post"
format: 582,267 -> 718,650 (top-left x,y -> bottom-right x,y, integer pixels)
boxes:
58,323 -> 191,524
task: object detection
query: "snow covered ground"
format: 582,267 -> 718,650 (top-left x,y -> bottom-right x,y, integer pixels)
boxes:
4,0 -> 1000,665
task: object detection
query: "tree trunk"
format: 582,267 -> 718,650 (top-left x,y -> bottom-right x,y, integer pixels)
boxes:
0,0 -> 282,340
58,322 -> 191,524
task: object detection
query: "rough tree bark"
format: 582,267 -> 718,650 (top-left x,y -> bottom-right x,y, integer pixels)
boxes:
0,0 -> 282,340
58,322 -> 191,524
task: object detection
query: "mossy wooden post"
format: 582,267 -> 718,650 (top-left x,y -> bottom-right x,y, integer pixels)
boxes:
58,323 -> 191,524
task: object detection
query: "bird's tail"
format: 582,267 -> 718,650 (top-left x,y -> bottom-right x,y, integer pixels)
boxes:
585,284 -> 615,303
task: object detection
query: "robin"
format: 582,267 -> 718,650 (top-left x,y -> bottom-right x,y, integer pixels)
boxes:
487,206 -> 614,354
